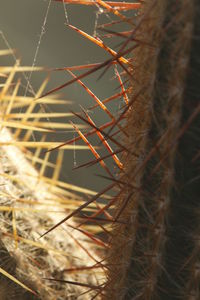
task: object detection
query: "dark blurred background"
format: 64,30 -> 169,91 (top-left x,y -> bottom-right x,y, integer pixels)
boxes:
0,0 -> 133,193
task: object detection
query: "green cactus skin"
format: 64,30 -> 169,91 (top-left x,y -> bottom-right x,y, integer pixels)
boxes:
104,1 -> 200,299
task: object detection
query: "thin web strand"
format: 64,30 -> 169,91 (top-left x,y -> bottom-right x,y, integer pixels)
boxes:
24,0 -> 52,98
0,31 -> 36,96
62,0 -> 70,23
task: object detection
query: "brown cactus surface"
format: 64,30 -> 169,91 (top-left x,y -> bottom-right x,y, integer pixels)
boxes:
104,0 -> 200,299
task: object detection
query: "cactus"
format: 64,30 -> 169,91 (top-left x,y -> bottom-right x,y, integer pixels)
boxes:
103,0 -> 200,299
1,0 -> 200,299
0,55 -> 104,298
